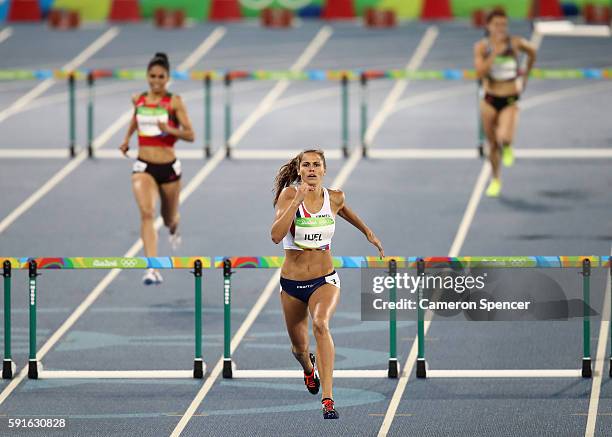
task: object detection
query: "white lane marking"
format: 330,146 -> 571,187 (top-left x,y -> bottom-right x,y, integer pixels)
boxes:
0,27 -> 120,124
378,32 -> 546,437
177,27 -> 226,71
391,84 -> 473,113
0,27 -> 226,236
364,26 -> 439,147
448,163 -> 490,257
170,26 -> 438,437
0,147 -> 225,408
0,26 -> 330,411
227,26 -> 333,148
584,247 -> 611,437
0,27 -> 13,44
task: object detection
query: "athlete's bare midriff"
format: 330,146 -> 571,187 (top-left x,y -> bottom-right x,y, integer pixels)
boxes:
484,77 -> 520,97
137,145 -> 176,164
281,249 -> 334,280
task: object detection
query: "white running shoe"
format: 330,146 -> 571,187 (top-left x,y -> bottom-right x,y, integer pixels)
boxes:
142,268 -> 163,285
169,231 -> 182,252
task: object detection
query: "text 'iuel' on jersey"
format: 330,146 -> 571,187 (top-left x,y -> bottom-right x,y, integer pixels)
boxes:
283,187 -> 336,251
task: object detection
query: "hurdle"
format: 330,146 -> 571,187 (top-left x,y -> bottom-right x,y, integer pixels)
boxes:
413,256 -> 612,379
2,260 -> 16,378
220,70 -> 356,159
217,256 -> 406,379
0,257 -> 209,380
1,67 -> 611,160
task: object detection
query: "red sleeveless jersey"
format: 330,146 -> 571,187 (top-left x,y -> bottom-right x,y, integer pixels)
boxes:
135,92 -> 179,147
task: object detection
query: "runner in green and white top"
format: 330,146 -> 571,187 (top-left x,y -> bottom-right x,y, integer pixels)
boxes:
474,7 -> 537,197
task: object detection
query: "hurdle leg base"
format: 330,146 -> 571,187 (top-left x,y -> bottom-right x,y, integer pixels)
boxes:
362,146 -> 368,158
223,359 -> 233,378
28,360 -> 40,379
205,146 -> 211,158
416,358 -> 427,378
582,358 -> 592,378
342,146 -> 349,158
609,358 -> 612,377
478,144 -> 484,158
225,145 -> 231,159
2,359 -> 15,379
388,358 -> 399,378
193,358 -> 204,379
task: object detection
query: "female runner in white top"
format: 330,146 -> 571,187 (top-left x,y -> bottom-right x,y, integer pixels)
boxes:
271,149 -> 384,419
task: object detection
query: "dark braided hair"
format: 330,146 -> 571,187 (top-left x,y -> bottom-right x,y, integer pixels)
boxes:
273,149 -> 326,206
148,52 -> 170,73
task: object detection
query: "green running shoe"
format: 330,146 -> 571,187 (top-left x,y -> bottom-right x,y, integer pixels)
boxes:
502,145 -> 515,167
486,178 -> 502,197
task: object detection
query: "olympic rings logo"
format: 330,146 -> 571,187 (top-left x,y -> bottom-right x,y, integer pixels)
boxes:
121,258 -> 138,268
239,0 -> 312,10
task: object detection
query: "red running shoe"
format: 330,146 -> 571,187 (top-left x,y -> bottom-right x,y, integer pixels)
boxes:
322,397 -> 339,419
304,353 -> 320,395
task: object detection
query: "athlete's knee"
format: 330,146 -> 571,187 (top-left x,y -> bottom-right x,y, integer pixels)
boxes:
312,317 -> 330,337
140,207 -> 155,221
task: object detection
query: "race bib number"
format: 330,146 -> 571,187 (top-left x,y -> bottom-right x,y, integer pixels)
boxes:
136,106 -> 169,137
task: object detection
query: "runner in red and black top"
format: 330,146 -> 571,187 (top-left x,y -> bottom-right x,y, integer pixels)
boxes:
119,52 -> 195,285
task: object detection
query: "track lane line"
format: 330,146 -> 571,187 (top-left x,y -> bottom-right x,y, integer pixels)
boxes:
0,27 -> 120,124
0,27 -> 227,236
169,26 -> 439,437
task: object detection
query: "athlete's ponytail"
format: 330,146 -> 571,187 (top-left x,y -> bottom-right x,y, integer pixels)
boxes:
273,149 -> 326,206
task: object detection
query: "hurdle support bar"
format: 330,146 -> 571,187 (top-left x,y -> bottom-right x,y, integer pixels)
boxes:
87,72 -> 95,159
68,73 -> 76,158
416,258 -> 427,378
388,259 -> 399,378
223,258 -> 233,378
360,72 -> 368,157
341,73 -> 349,158
224,73 -> 232,159
28,260 -> 39,379
3,261 -> 15,379
193,259 -> 204,378
582,258 -> 592,378
204,73 -> 212,158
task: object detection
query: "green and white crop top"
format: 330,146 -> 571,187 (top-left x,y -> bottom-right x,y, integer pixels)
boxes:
283,187 -> 335,251
486,38 -> 519,82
